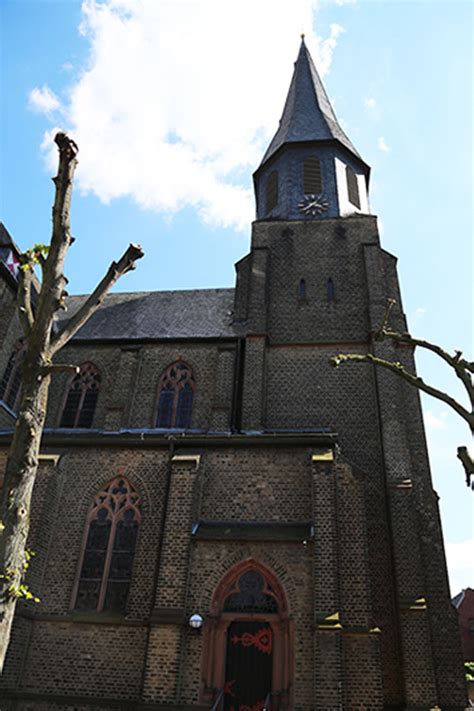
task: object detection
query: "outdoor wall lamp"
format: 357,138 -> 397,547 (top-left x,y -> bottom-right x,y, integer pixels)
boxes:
188,613 -> 204,630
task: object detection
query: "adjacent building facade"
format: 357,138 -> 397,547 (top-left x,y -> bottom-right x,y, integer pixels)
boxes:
0,39 -> 466,710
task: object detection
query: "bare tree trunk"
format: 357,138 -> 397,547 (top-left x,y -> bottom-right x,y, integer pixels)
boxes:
0,355 -> 50,668
0,132 -> 144,671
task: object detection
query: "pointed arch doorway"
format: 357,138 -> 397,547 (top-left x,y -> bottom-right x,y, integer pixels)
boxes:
201,560 -> 293,710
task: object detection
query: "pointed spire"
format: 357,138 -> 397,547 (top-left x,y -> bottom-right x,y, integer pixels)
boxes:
261,37 -> 361,165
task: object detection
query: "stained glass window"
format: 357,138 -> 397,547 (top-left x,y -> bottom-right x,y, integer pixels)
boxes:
156,361 -> 195,429
303,155 -> 322,195
0,340 -> 25,412
60,362 -> 101,428
266,171 -> 278,213
75,477 -> 140,613
224,570 -> 278,614
346,165 -> 361,209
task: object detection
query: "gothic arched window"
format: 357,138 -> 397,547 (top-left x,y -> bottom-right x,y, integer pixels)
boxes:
156,361 -> 195,429
60,362 -> 101,428
266,171 -> 279,213
298,278 -> 306,301
73,477 -> 141,613
0,340 -> 25,412
346,165 -> 361,208
224,569 -> 278,613
327,277 -> 335,302
303,155 -> 322,195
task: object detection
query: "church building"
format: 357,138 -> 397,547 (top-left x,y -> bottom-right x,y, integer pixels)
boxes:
0,38 -> 466,710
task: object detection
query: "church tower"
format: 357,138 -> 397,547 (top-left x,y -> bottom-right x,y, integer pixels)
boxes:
231,37 -> 466,708
254,36 -> 370,221
0,38 -> 466,711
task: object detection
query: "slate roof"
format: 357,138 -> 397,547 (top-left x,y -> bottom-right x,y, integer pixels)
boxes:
55,288 -> 237,340
260,38 -> 361,165
0,223 -> 14,248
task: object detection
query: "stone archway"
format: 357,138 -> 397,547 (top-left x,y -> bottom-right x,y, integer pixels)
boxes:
201,559 -> 293,710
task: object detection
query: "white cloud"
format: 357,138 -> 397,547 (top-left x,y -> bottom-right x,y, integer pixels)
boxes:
377,136 -> 390,152
445,538 -> 474,595
365,97 -> 376,110
424,409 -> 448,431
334,0 -> 356,5
28,85 -> 61,116
33,0 -> 346,232
414,306 -> 426,318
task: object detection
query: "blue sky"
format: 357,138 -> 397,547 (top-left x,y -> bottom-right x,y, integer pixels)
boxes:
1,0 -> 472,592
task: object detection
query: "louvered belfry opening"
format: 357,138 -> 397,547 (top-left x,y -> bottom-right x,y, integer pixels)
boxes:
303,155 -> 322,195
266,171 -> 279,213
73,477 -> 141,613
156,360 -> 195,429
60,362 -> 101,428
0,339 -> 25,412
346,164 -> 361,208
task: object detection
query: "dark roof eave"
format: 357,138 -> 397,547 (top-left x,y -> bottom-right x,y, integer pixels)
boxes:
0,429 -> 338,449
253,138 -> 371,182
67,335 -> 239,346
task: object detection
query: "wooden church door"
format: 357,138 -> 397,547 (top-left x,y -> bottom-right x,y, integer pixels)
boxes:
224,620 -> 273,710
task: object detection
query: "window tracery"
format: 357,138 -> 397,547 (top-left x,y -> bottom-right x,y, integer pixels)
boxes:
60,362 -> 101,428
156,360 -> 195,429
74,477 -> 140,613
224,570 -> 278,614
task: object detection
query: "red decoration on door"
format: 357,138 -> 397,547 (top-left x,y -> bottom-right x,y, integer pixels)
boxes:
230,626 -> 273,654
224,679 -> 236,696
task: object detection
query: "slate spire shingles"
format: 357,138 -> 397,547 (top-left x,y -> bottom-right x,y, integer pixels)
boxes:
260,37 -> 361,165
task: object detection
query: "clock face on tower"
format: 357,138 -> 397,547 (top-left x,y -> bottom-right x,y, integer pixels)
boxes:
298,193 -> 329,216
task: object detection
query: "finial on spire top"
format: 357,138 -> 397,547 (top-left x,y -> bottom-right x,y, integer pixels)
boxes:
301,33 -> 305,40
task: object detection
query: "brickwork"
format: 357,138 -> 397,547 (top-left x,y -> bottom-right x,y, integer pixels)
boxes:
0,172 -> 466,709
16,621 -> 146,699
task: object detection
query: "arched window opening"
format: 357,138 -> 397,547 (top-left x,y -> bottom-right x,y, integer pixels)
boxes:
303,155 -> 322,195
224,569 -> 278,613
202,561 -> 292,708
327,277 -> 335,302
60,362 -> 101,428
156,361 -> 195,429
266,171 -> 279,214
74,477 -> 140,613
0,340 -> 25,412
346,165 -> 361,208
298,278 -> 306,301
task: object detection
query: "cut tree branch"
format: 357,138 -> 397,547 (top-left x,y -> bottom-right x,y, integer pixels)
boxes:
51,243 -> 144,354
330,352 -> 473,430
43,364 -> 80,375
17,266 -> 34,336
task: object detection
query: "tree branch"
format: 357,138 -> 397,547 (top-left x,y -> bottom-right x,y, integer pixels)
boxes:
457,447 -> 474,489
32,133 -> 79,338
16,265 -> 34,336
379,328 -> 473,401
43,364 -> 80,376
51,243 -> 144,353
330,352 -> 474,431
